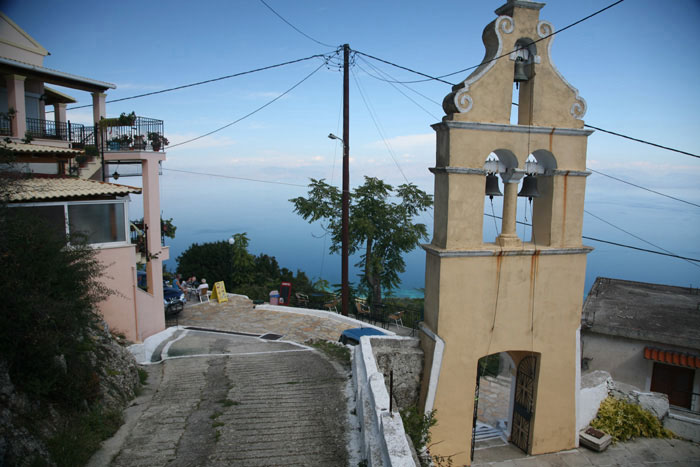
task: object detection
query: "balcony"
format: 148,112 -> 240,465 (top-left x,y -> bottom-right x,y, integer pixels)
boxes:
100,115 -> 166,152
25,117 -> 91,147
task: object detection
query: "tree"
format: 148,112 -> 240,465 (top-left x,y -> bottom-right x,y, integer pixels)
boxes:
290,176 -> 432,305
176,233 -> 253,292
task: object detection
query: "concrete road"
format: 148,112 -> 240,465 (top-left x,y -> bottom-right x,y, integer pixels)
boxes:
94,329 -> 351,466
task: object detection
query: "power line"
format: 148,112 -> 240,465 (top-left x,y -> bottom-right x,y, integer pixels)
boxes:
353,50 -> 455,86
61,53 -> 332,112
355,56 -> 441,120
358,0 -> 625,85
483,211 -> 700,263
168,62 -> 326,149
257,0 -> 336,48
585,124 -> 699,159
584,209 -> 700,269
350,67 -> 411,184
589,168 -> 700,209
162,168 -> 307,187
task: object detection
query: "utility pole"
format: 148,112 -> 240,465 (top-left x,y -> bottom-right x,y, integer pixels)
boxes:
341,43 -> 350,317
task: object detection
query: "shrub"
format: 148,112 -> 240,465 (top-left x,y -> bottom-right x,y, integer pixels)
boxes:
400,407 -> 437,453
590,396 -> 673,442
0,207 -> 111,403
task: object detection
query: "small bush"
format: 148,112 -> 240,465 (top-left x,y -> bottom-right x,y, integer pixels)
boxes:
400,407 -> 437,453
590,397 -> 673,442
137,368 -> 148,385
47,406 -> 123,467
305,339 -> 351,366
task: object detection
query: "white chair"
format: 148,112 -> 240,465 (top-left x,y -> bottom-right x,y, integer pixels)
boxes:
197,286 -> 209,303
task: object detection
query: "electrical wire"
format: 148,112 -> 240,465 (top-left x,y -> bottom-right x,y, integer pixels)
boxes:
484,211 -> 700,263
162,168 -> 307,187
168,62 -> 326,149
585,124 -> 699,160
257,0 -> 336,48
357,0 -> 625,85
355,57 -> 441,121
589,168 -> 700,209
353,50 -> 455,86
61,53 -> 333,112
584,209 -> 700,269
350,67 -> 411,184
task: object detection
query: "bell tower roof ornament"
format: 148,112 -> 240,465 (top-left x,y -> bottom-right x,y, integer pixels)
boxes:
442,0 -> 586,128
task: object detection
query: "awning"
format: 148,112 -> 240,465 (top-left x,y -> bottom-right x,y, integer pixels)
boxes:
644,347 -> 700,369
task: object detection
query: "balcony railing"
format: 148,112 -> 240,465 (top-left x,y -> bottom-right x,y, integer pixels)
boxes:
25,117 -> 88,144
0,115 -> 10,136
100,116 -> 166,152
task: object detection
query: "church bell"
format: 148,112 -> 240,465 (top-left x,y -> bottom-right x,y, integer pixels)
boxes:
514,57 -> 529,83
485,173 -> 503,199
517,175 -> 540,199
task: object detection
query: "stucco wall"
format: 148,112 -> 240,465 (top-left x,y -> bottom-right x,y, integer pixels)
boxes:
581,332 -> 654,391
96,245 -> 139,341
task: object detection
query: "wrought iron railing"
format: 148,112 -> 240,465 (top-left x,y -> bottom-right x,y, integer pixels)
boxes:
0,115 -> 11,136
25,117 -> 87,145
100,116 -> 166,152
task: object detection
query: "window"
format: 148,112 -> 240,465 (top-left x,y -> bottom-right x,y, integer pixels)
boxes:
68,203 -> 125,244
10,199 -> 128,246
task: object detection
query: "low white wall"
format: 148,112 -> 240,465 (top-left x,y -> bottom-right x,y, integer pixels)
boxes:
577,371 -> 612,431
256,304 -> 392,334
353,335 -> 417,467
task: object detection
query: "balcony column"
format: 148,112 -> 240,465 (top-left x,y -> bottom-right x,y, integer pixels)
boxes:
496,169 -> 525,247
142,156 -> 163,300
54,103 -> 67,125
5,74 -> 26,139
92,92 -> 106,148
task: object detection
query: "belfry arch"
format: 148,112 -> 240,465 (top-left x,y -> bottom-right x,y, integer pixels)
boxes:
419,1 -> 593,465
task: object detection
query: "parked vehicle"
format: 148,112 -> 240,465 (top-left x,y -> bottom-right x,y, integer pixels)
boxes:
137,271 -> 186,317
339,327 -> 387,345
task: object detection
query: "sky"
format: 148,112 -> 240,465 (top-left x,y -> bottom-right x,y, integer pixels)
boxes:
3,0 -> 699,296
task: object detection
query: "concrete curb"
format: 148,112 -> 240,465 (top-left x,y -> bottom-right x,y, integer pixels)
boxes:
256,304 -> 395,335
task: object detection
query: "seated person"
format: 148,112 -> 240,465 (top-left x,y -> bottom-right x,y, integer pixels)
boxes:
173,274 -> 188,294
197,278 -> 208,292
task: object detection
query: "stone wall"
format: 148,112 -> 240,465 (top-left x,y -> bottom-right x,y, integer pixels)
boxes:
371,338 -> 423,409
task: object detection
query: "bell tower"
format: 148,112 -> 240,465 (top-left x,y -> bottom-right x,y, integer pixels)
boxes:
419,1 -> 593,464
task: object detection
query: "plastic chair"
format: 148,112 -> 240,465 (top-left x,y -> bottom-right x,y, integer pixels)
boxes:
388,310 -> 404,327
197,287 -> 209,303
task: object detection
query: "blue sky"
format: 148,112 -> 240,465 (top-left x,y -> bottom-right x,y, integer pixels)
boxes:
4,0 -> 700,295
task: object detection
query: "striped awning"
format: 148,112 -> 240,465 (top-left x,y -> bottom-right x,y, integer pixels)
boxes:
644,347 -> 700,369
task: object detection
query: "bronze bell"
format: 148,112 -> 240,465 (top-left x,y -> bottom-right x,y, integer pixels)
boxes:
518,175 -> 540,199
485,174 -> 503,199
514,57 -> 529,83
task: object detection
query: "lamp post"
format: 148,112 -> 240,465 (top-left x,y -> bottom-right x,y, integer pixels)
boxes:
328,130 -> 349,317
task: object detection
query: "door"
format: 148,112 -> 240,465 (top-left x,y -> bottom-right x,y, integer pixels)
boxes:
650,362 -> 694,409
511,356 -> 537,453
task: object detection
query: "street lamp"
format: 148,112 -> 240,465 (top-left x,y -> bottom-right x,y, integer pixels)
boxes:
328,133 -> 345,146
328,129 -> 350,317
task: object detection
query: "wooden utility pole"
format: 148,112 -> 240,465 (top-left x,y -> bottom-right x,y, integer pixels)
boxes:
341,43 -> 350,317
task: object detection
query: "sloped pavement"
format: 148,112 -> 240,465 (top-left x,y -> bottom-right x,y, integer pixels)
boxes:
95,328 -> 353,466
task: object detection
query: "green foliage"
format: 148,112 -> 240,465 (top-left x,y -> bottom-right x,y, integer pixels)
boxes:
177,233 -> 315,301
478,354 -> 500,377
400,407 -> 437,453
47,405 -> 123,467
590,397 -> 673,442
291,176 -> 432,305
99,111 -> 136,129
137,368 -> 149,385
304,339 -> 350,366
0,207 -> 111,403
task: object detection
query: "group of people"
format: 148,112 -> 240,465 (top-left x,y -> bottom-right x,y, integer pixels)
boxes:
173,274 -> 208,300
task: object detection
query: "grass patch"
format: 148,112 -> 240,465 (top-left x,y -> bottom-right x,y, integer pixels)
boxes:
47,406 -> 123,467
590,397 -> 673,443
218,398 -> 239,407
215,430 -> 221,442
305,339 -> 351,366
210,410 -> 223,420
212,420 -> 224,428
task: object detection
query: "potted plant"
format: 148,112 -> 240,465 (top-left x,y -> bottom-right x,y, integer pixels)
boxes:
133,134 -> 146,150
147,132 -> 169,151
111,134 -> 132,150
